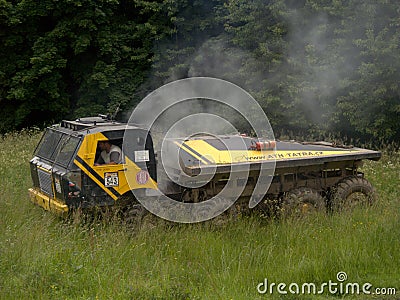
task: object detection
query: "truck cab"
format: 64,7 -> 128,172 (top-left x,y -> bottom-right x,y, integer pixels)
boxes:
29,116 -> 157,214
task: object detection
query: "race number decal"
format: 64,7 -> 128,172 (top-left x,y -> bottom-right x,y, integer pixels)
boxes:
104,172 -> 119,187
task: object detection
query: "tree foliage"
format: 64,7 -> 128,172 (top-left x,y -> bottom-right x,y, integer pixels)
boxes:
151,0 -> 400,142
0,0 -> 172,132
220,0 -> 400,141
0,0 -> 399,143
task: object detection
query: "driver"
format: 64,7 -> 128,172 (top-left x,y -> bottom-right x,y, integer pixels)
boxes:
95,141 -> 122,165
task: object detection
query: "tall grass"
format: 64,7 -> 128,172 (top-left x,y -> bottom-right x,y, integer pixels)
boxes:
0,132 -> 399,299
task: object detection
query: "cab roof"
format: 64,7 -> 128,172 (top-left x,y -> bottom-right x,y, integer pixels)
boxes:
55,116 -> 146,136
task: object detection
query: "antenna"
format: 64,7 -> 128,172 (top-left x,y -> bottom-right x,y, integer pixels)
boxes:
111,103 -> 121,121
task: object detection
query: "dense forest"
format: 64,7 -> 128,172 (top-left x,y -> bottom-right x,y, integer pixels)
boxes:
1,0 -> 399,143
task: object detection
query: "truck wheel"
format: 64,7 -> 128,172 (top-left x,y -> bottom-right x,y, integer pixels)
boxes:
118,194 -> 148,224
330,176 -> 375,212
281,187 -> 326,218
124,203 -> 147,223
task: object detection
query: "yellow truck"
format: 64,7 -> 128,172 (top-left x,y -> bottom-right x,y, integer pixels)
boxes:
29,115 -> 381,218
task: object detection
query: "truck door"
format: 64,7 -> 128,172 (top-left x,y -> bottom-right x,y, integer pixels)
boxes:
52,135 -> 82,205
123,129 -> 157,181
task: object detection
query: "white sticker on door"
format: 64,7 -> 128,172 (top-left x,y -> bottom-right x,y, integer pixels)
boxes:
134,150 -> 149,162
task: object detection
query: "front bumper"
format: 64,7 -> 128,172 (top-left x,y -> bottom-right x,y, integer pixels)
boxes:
29,188 -> 69,215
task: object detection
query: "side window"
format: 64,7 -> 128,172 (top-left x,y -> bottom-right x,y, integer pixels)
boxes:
54,136 -> 81,167
94,139 -> 123,165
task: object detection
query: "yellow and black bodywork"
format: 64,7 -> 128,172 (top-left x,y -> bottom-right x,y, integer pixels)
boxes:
29,116 -> 381,215
29,117 -> 157,214
167,136 -> 381,175
159,135 -> 381,203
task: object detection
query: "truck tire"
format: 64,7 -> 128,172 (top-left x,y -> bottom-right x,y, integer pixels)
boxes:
281,187 -> 326,218
124,204 -> 147,223
330,176 -> 375,212
117,194 -> 147,224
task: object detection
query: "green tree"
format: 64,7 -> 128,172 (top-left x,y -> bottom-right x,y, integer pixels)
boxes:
222,0 -> 400,142
0,0 -> 173,133
1,0 -> 399,144
336,0 -> 400,141
151,0 -> 225,84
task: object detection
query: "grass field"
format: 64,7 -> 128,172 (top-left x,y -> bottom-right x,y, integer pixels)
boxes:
0,131 -> 399,299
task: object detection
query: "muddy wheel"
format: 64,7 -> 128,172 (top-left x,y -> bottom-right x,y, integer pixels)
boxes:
210,201 -> 240,226
281,187 -> 326,218
194,197 -> 224,221
123,203 -> 147,223
117,194 -> 148,224
330,176 -> 376,212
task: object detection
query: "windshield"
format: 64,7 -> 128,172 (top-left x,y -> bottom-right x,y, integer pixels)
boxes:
35,129 -> 63,160
54,136 -> 81,167
35,128 -> 81,167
